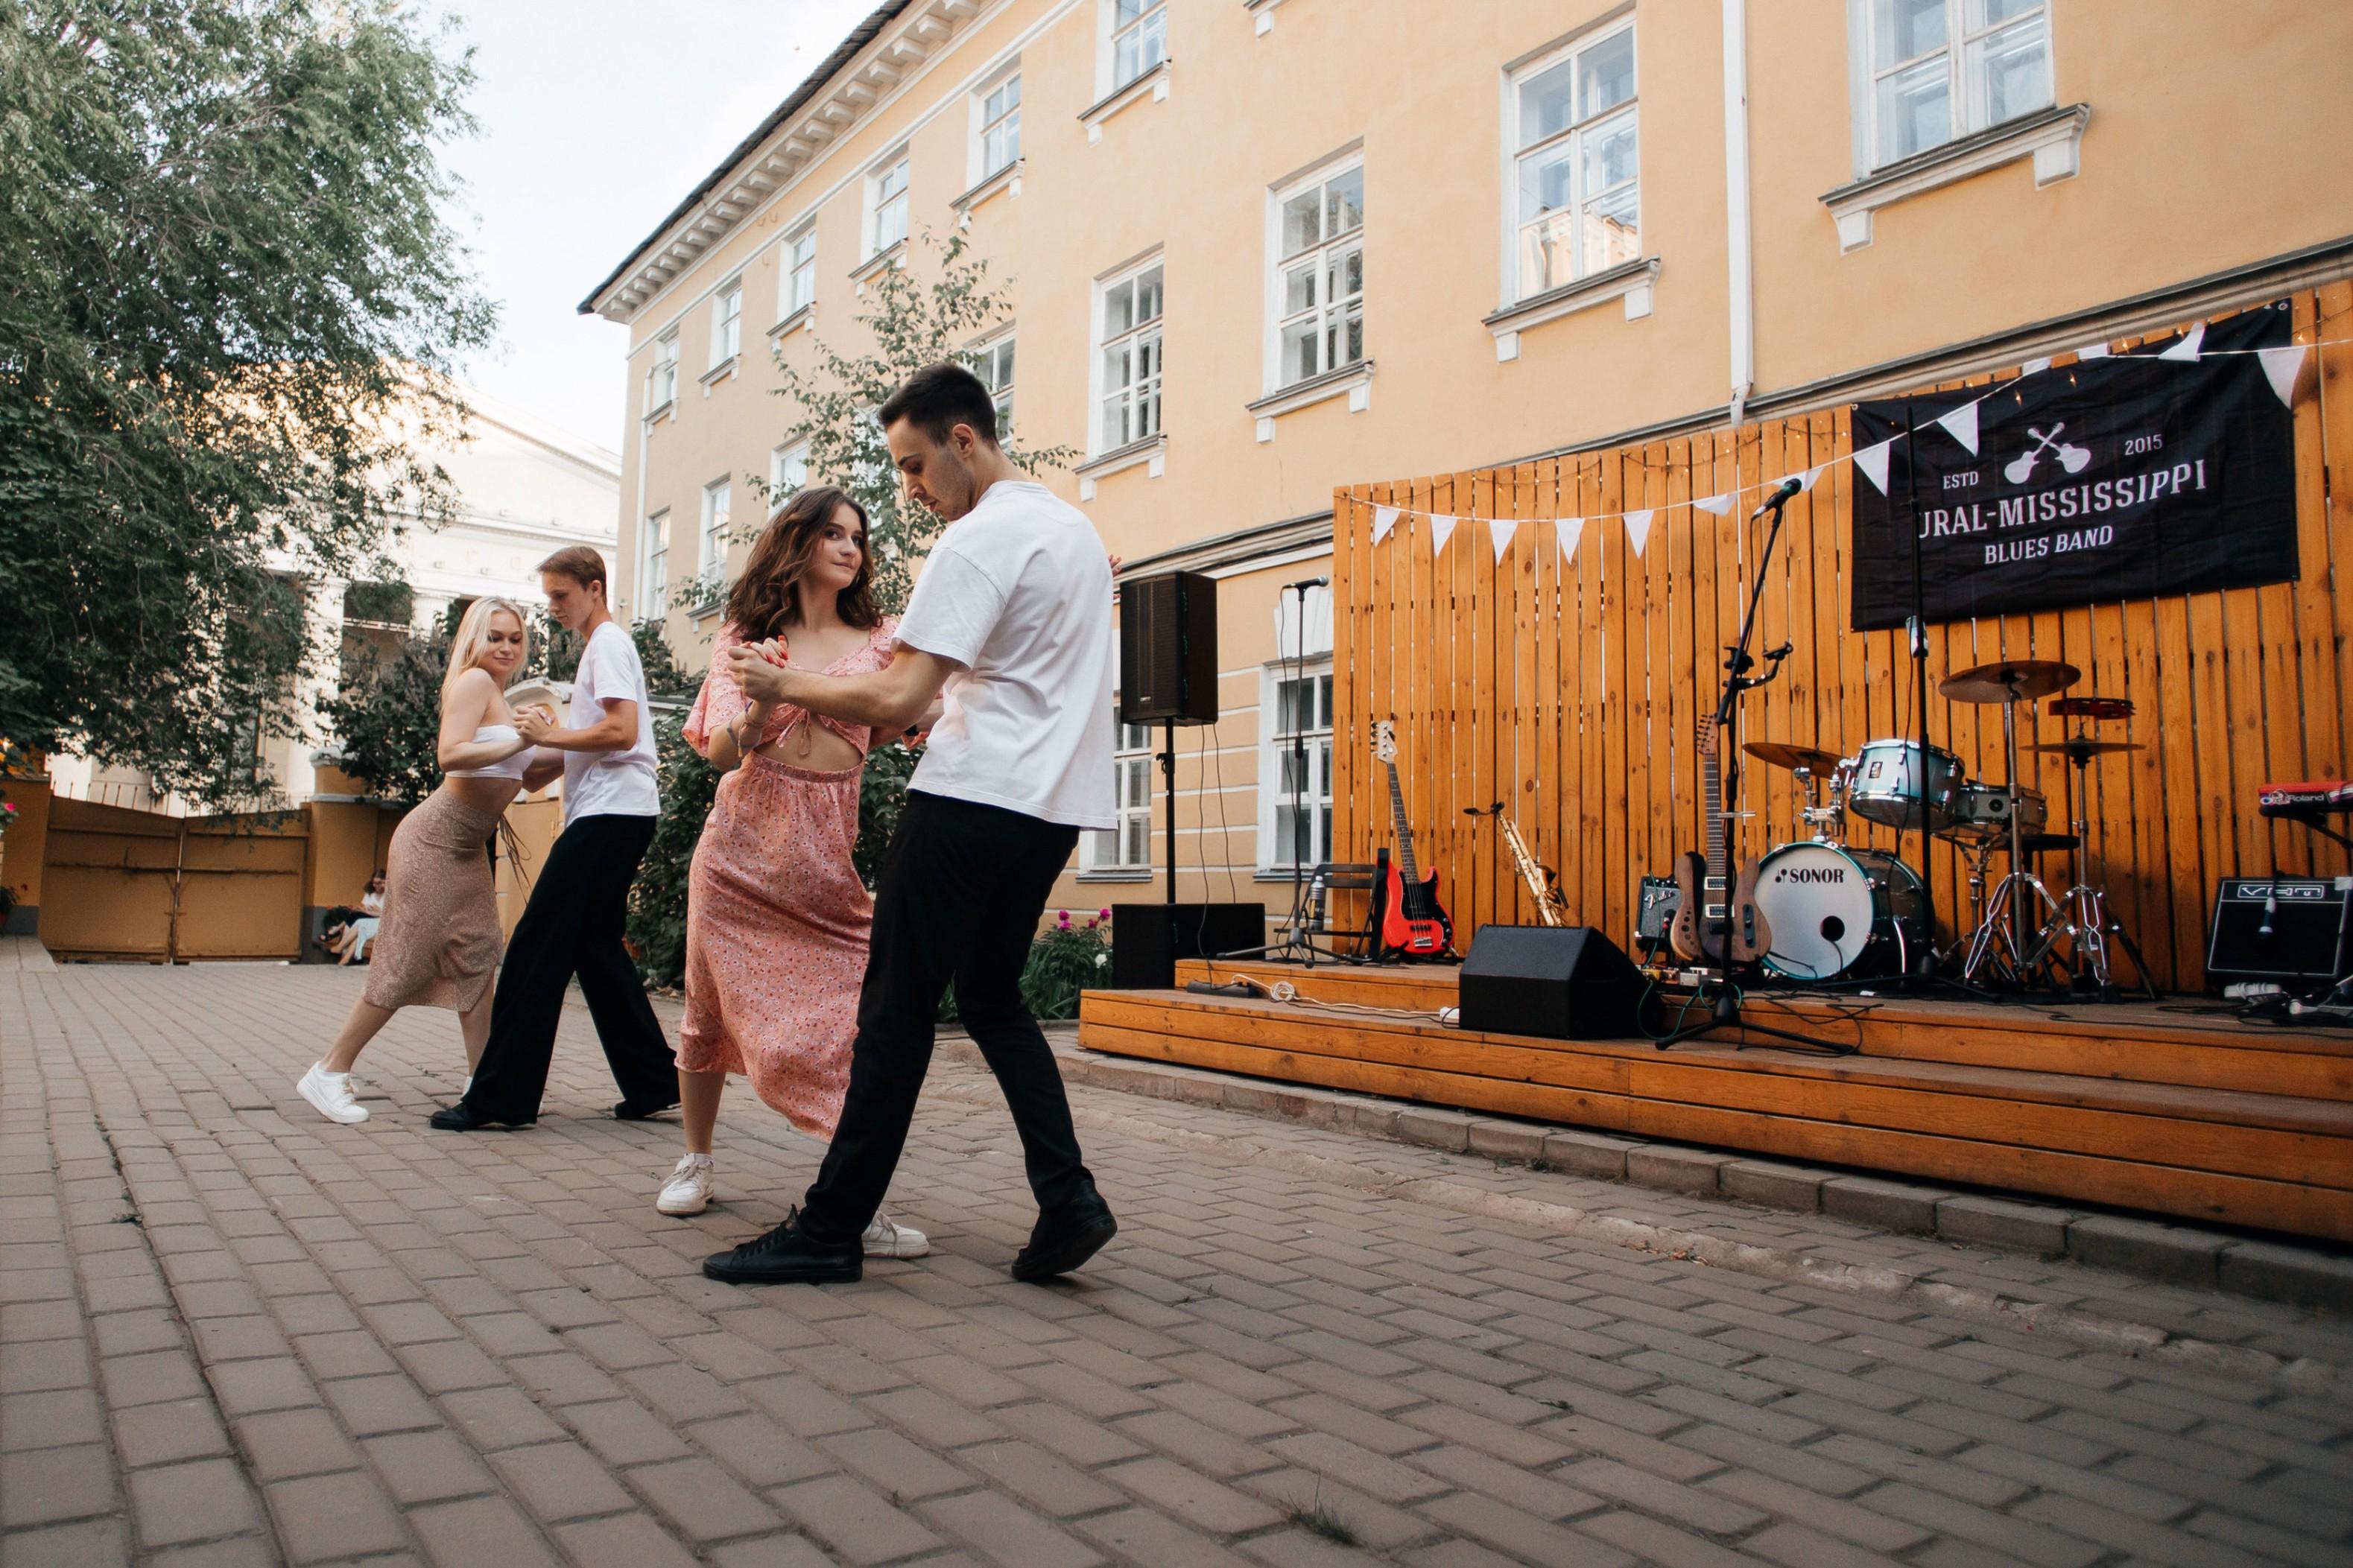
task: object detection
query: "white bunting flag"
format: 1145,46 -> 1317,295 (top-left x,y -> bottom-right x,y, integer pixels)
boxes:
2258,344 -> 2310,409
1852,439 -> 1893,495
1371,504 -> 1401,544
2076,342 -> 2112,360
2159,321 -> 2206,362
1559,518 -> 1585,568
1624,509 -> 1656,558
1487,516 -> 1518,565
2021,357 -> 2052,376
1935,399 -> 1980,456
1430,513 -> 1459,556
1798,463 -> 1827,493
1694,492 -> 1735,516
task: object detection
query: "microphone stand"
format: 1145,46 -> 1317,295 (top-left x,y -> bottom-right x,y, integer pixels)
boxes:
1903,401 -> 1945,985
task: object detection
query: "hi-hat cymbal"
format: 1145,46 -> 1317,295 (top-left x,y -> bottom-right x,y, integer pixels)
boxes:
1743,740 -> 1845,775
2028,737 -> 2144,756
1939,658 -> 2081,704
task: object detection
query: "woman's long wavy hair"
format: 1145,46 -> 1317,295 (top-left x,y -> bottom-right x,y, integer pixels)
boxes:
723,485 -> 879,643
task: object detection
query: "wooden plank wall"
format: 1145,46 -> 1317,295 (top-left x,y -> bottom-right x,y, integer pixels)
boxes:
1331,285 -> 2353,994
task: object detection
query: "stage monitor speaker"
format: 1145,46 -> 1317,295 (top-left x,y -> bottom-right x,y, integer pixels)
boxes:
1109,903 -> 1268,990
1119,570 -> 1219,727
2206,877 -> 2352,988
1457,924 -> 1644,1041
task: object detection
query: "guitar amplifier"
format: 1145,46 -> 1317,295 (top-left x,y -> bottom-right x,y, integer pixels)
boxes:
1635,876 -> 1681,955
2205,877 -> 2352,989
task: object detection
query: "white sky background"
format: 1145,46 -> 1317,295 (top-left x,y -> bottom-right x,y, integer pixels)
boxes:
433,1 -> 878,454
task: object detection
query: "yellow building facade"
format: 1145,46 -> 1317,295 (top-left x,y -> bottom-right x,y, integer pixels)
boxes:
585,0 -> 2353,921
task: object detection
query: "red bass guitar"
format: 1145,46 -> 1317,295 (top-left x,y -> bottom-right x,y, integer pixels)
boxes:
1372,720 -> 1453,959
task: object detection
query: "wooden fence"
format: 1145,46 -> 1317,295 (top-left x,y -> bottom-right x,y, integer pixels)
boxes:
1331,285 -> 2353,994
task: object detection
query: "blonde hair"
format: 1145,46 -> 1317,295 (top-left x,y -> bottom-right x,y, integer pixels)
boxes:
443,597 -> 531,696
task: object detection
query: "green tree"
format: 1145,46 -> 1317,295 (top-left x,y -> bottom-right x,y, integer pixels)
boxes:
0,1 -> 494,807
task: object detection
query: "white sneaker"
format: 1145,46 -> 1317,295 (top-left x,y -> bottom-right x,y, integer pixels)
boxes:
657,1154 -> 715,1216
862,1214 -> 930,1258
297,1064 -> 368,1125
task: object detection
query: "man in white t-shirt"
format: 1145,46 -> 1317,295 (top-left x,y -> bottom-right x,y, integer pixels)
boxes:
431,546 -> 678,1131
703,363 -> 1118,1286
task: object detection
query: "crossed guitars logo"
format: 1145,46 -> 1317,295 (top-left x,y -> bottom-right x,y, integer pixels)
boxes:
2004,423 -> 2093,484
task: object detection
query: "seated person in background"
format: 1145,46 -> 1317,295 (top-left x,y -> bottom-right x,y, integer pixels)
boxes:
319,872 -> 387,962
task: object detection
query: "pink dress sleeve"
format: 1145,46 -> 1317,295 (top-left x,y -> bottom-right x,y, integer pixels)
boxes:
683,625 -> 745,758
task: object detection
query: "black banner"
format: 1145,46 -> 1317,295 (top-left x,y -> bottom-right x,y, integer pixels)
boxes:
1849,304 -> 2299,630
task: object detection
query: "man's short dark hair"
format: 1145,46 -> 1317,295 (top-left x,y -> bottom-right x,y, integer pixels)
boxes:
878,361 -> 1000,448
536,545 -> 608,596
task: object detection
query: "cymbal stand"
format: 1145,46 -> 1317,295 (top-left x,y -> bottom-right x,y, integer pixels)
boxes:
1960,681 -> 2065,988
2023,736 -> 2158,999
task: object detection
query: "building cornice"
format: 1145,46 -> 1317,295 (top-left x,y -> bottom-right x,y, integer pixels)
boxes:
1117,510 -> 1332,581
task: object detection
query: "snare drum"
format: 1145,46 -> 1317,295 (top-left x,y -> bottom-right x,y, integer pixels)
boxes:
1847,739 -> 1963,832
1752,843 -> 1926,980
1942,781 -> 2049,842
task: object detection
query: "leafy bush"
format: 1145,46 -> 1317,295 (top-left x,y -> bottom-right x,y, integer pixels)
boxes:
940,909 -> 1113,1024
625,708 -> 720,988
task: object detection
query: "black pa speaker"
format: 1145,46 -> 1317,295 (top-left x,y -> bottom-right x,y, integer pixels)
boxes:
1119,571 -> 1218,727
1109,903 -> 1268,989
2206,877 -> 2352,989
1458,924 -> 1644,1040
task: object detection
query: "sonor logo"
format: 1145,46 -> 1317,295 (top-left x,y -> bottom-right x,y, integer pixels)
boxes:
1777,868 -> 1847,884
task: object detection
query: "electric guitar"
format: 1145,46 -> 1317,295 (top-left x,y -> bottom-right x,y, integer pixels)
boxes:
1372,720 -> 1453,959
1669,714 -> 1770,965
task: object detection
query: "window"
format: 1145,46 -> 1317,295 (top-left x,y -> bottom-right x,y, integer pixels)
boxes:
1272,163 -> 1364,388
1510,24 -> 1638,302
699,478 -> 730,574
1095,261 -> 1163,453
642,510 -> 670,615
1858,0 -> 2051,168
647,331 -> 679,412
770,440 -> 808,498
870,155 -> 910,257
971,334 -> 1016,431
1110,0 -> 1167,91
711,278 -> 742,367
1261,664 -> 1334,869
1086,717 -> 1155,871
980,73 -> 1022,177
782,226 -> 817,320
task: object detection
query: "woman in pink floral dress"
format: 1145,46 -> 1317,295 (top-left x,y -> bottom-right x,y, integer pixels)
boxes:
659,486 -> 935,1258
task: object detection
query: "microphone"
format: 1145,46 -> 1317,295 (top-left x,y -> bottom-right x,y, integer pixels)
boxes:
1287,577 -> 1328,591
1749,477 -> 1805,518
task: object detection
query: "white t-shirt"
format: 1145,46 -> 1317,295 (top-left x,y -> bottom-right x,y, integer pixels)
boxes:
896,480 -> 1115,829
563,620 -> 659,822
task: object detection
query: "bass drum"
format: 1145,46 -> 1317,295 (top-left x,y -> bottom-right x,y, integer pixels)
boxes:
1751,843 -> 1925,981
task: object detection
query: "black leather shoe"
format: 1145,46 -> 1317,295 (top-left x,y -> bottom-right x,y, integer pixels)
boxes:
1012,1184 -> 1118,1281
427,1102 -> 532,1131
613,1097 -> 681,1121
703,1209 -> 862,1285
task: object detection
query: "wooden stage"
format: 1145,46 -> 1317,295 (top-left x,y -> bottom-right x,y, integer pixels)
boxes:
1076,958 -> 2353,1245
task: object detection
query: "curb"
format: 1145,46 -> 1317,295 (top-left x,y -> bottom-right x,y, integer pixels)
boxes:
985,1030 -> 2353,1318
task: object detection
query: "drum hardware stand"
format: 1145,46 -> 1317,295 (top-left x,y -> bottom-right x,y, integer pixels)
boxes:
2029,721 -> 2159,1000
1956,669 -> 2066,988
1656,478 -> 1850,1057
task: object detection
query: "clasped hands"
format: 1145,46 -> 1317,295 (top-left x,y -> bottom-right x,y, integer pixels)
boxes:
724,638 -> 798,708
511,704 -> 560,746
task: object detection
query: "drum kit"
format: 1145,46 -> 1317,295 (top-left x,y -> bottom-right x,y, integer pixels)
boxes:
1737,658 -> 2153,996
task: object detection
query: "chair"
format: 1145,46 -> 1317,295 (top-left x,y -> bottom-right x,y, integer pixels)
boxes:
1301,853 -> 1387,960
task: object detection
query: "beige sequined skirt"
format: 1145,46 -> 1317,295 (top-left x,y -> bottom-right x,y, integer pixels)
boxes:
362,789 -> 504,1012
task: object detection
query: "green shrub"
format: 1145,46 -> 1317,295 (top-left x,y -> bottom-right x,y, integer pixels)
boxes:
939,909 -> 1113,1023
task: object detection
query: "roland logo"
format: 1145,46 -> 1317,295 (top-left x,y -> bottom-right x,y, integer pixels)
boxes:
1778,866 -> 1848,884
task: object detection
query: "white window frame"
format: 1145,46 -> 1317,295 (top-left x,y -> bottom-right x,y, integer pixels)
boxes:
1502,21 -> 1640,308
1083,715 -> 1156,873
1089,255 -> 1165,457
867,153 -> 911,259
647,331 -> 679,414
640,510 -> 669,616
1257,660 -> 1334,873
769,439 -> 808,500
710,277 -> 743,369
1266,156 -> 1365,393
974,68 -> 1022,184
1848,0 -> 2054,174
779,225 -> 817,322
1103,0 -> 1168,95
969,331 -> 1016,434
698,477 -> 731,576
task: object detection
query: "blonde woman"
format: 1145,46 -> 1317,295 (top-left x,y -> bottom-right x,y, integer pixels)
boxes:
297,599 -> 550,1125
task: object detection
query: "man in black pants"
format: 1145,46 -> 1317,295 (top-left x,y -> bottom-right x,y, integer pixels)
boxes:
703,363 -> 1118,1284
431,547 -> 679,1131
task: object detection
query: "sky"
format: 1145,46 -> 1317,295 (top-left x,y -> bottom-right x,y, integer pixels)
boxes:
431,1 -> 879,455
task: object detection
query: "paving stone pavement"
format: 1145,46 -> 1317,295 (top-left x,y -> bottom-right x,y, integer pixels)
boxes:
4,961 -> 2352,1567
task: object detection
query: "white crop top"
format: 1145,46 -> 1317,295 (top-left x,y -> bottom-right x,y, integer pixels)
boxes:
445,724 -> 529,781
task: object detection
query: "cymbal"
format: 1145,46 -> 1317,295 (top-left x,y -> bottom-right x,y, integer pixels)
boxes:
2029,737 -> 2144,756
1939,658 -> 2081,704
1743,740 -> 1845,775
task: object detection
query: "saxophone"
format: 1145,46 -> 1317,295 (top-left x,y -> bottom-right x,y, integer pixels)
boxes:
1466,803 -> 1568,927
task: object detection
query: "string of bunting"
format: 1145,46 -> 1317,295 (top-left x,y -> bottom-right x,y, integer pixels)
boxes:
1363,328 -> 2320,565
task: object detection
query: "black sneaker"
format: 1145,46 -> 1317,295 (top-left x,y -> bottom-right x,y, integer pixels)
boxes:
613,1097 -> 681,1122
702,1209 -> 862,1286
427,1102 -> 533,1131
1011,1184 -> 1118,1282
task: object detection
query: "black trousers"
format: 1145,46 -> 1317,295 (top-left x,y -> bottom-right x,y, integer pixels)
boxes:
463,811 -> 676,1123
798,791 -> 1092,1245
